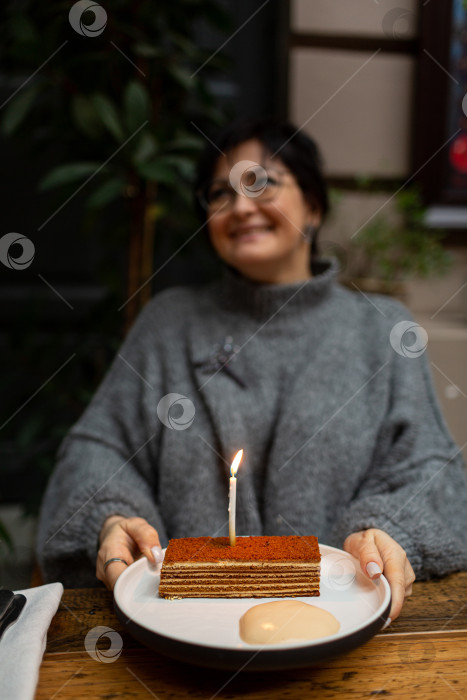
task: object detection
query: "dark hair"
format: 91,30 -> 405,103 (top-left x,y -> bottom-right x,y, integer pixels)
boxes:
194,119 -> 329,256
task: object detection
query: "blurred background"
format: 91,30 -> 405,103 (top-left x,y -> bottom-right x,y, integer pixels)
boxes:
1,0 -> 466,587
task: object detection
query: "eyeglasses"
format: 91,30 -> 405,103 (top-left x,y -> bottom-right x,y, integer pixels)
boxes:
197,166 -> 290,213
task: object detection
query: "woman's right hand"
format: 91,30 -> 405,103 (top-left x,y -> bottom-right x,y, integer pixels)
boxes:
96,515 -> 162,590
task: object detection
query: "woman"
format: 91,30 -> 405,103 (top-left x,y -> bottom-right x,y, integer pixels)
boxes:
37,120 -> 467,621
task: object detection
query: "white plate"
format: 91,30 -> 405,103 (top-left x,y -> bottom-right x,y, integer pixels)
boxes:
113,544 -> 391,671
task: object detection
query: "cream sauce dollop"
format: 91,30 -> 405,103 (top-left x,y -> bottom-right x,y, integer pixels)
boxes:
239,600 -> 340,645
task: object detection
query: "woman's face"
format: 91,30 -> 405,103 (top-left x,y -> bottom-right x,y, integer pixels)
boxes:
206,139 -> 322,284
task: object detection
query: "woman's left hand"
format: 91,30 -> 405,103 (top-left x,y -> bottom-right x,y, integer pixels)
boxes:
343,528 -> 415,621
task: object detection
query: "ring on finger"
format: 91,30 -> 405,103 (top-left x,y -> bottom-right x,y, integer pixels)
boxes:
103,557 -> 129,573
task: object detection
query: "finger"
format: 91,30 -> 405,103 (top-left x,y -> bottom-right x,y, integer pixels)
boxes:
344,531 -> 383,579
96,540 -> 134,587
96,523 -> 135,587
383,558 -> 408,620
102,560 -> 129,590
99,515 -> 126,545
404,560 -> 415,599
96,548 -> 132,589
383,545 -> 415,619
406,560 -> 416,586
120,517 -> 161,563
345,531 -> 400,618
387,578 -> 405,619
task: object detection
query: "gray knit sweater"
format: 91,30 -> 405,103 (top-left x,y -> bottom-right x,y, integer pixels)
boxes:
37,259 -> 467,586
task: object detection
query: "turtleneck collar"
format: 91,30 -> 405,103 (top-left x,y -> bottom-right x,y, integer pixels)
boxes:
218,257 -> 339,323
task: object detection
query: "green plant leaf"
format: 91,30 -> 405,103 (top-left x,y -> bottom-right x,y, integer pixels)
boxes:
86,177 -> 125,208
133,43 -> 161,58
137,159 -> 177,184
165,136 -> 203,152
163,155 -> 195,179
1,82 -> 41,135
137,154 -> 195,183
124,80 -> 151,134
170,34 -> 199,59
0,519 -> 14,553
91,93 -> 125,142
39,162 -> 103,190
168,64 -> 195,90
71,94 -> 102,140
351,186 -> 452,281
132,131 -> 158,164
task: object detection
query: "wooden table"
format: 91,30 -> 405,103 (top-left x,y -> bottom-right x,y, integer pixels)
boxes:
36,573 -> 467,699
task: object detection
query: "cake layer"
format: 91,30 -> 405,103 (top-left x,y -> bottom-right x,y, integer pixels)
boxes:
163,565 -> 319,573
162,586 -> 319,599
162,573 -> 319,581
162,590 -> 319,600
159,583 -> 320,591
160,577 -> 320,586
160,584 -> 319,591
162,561 -> 320,570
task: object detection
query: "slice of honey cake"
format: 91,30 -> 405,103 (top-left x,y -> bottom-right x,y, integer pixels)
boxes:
158,535 -> 320,599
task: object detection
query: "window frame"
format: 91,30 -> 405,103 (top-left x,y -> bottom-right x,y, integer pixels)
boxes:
413,0 -> 467,207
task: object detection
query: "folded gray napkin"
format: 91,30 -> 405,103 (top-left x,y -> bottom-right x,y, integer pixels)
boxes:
0,582 -> 63,700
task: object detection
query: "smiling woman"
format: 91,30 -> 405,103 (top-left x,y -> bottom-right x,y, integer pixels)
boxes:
195,121 -> 330,282
36,120 -> 467,624
201,143 -> 319,285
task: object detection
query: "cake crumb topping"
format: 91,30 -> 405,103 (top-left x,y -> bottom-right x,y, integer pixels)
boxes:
164,535 -> 320,563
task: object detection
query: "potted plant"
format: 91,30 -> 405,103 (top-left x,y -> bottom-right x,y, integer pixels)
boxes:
344,187 -> 452,300
0,0 -> 230,566
1,0 -> 230,326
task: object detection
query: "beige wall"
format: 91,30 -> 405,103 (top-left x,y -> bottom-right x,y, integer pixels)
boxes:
290,49 -> 415,178
291,0 -> 418,37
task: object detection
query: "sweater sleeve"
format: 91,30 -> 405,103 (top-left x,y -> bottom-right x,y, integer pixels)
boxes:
36,298 -> 168,587
329,312 -> 467,579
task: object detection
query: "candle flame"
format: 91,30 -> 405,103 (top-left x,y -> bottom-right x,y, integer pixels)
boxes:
230,449 -> 243,478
